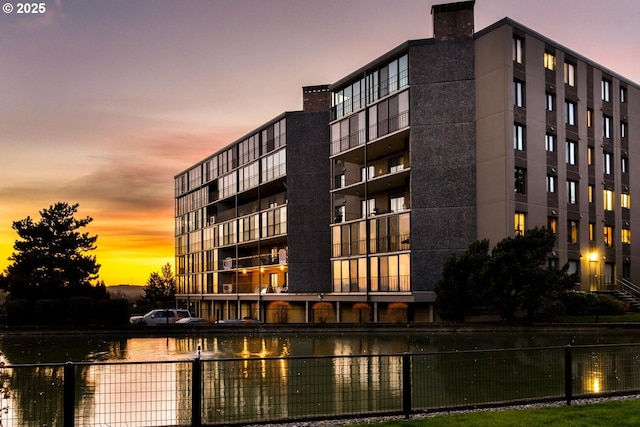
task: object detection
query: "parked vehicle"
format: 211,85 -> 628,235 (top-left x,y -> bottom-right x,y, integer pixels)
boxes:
216,317 -> 261,324
130,309 -> 192,326
176,317 -> 207,324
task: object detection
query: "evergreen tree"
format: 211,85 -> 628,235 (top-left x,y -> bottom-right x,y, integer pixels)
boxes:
143,263 -> 176,303
0,202 -> 101,301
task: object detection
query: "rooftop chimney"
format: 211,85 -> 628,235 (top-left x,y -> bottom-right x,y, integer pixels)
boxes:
302,85 -> 330,113
431,1 -> 475,41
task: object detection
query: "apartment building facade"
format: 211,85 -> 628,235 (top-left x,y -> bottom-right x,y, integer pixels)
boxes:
175,1 -> 639,322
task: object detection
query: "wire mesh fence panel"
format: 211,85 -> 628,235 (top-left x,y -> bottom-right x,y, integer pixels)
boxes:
571,344 -> 640,397
77,361 -> 192,427
411,347 -> 566,410
202,355 -> 404,425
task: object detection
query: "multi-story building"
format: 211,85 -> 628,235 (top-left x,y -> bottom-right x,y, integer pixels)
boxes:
174,86 -> 331,322
176,1 -> 639,322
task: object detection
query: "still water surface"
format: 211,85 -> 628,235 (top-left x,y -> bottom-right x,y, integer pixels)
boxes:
1,328 -> 639,364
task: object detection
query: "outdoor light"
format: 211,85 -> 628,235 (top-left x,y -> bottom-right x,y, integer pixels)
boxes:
588,252 -> 598,262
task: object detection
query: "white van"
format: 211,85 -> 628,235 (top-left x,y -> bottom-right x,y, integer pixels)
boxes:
130,309 -> 192,326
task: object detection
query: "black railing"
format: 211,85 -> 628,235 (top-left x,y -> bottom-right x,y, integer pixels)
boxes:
2,344 -> 640,426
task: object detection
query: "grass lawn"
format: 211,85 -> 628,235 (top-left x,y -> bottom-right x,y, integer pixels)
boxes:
352,399 -> 640,426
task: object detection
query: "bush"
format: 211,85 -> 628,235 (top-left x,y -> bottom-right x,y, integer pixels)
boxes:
68,297 -> 94,324
35,299 -> 64,324
596,294 -> 628,315
387,302 -> 408,324
269,301 -> 290,324
562,291 -> 600,315
352,303 -> 371,324
5,299 -> 29,325
96,298 -> 130,326
312,302 -> 334,323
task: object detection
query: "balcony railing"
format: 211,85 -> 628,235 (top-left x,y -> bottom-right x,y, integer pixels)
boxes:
331,110 -> 409,156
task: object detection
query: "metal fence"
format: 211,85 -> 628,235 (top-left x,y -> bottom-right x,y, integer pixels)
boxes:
1,343 -> 640,426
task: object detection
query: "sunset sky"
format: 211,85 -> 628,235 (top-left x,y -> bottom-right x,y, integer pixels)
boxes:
2,0 -> 639,286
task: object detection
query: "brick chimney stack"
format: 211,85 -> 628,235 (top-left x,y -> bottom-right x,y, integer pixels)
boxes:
302,85 -> 331,113
431,1 -> 475,41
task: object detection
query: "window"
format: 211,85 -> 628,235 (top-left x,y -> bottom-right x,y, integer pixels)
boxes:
544,52 -> 556,70
621,121 -> 628,138
587,147 -> 594,166
514,212 -> 526,236
601,79 -> 611,102
588,184 -> 594,203
546,175 -> 556,193
513,36 -> 524,64
564,62 -> 575,87
568,220 -> 579,244
603,115 -> 612,138
361,199 -> 375,218
334,206 -> 345,223
548,217 -> 557,234
565,100 -> 576,125
604,226 -> 613,247
389,195 -> 405,212
514,80 -> 525,107
514,124 -> 525,150
621,193 -> 631,209
621,86 -> 628,103
622,157 -> 629,173
361,165 -> 374,181
565,140 -> 577,165
567,180 -> 578,204
587,109 -> 593,128
589,223 -> 595,241
621,228 -> 631,244
515,167 -> 526,194
603,189 -> 615,211
603,152 -> 613,175
545,134 -> 556,152
545,92 -> 555,111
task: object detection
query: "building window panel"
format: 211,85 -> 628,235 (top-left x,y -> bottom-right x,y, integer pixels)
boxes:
568,220 -> 579,244
604,226 -> 614,247
548,217 -> 557,234
564,62 -> 575,87
567,180 -> 578,204
601,79 -> 611,102
604,189 -> 615,211
621,193 -> 631,209
515,167 -> 527,194
545,134 -> 556,152
603,152 -> 613,175
545,92 -> 555,111
514,212 -> 526,236
514,123 -> 526,150
603,115 -> 613,139
514,80 -> 525,107
513,36 -> 524,64
546,175 -> 556,193
565,101 -> 576,126
565,140 -> 577,165
621,229 -> 631,244
544,52 -> 556,70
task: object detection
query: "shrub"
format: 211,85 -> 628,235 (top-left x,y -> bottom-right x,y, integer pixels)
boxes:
562,291 -> 600,315
312,301 -> 334,323
352,303 -> 371,324
269,301 -> 290,324
35,299 -> 64,324
96,298 -> 130,326
68,297 -> 94,324
5,299 -> 29,325
596,294 -> 628,315
387,302 -> 408,324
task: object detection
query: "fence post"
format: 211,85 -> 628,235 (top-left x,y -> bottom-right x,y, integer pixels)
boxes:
63,361 -> 75,427
192,357 -> 202,427
564,345 -> 572,406
402,353 -> 411,418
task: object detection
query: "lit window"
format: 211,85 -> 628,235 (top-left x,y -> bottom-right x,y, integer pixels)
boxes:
548,217 -> 557,234
513,36 -> 524,64
567,180 -> 578,204
515,168 -> 526,194
564,62 -> 575,87
514,124 -> 525,150
587,147 -> 594,166
545,134 -> 556,152
545,93 -> 555,111
568,220 -> 579,244
514,80 -> 525,107
588,185 -> 594,203
544,52 -> 556,70
603,115 -> 612,138
389,195 -> 405,212
601,79 -> 611,102
515,212 -> 526,236
546,175 -> 556,193
621,229 -> 631,244
587,109 -> 593,128
565,140 -> 577,165
565,101 -> 576,125
603,152 -> 613,175
621,193 -> 631,209
603,189 -> 615,211
604,226 -> 613,247
589,223 -> 595,241
361,199 -> 375,218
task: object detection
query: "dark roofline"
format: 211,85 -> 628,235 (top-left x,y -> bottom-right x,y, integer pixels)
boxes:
476,17 -> 639,89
